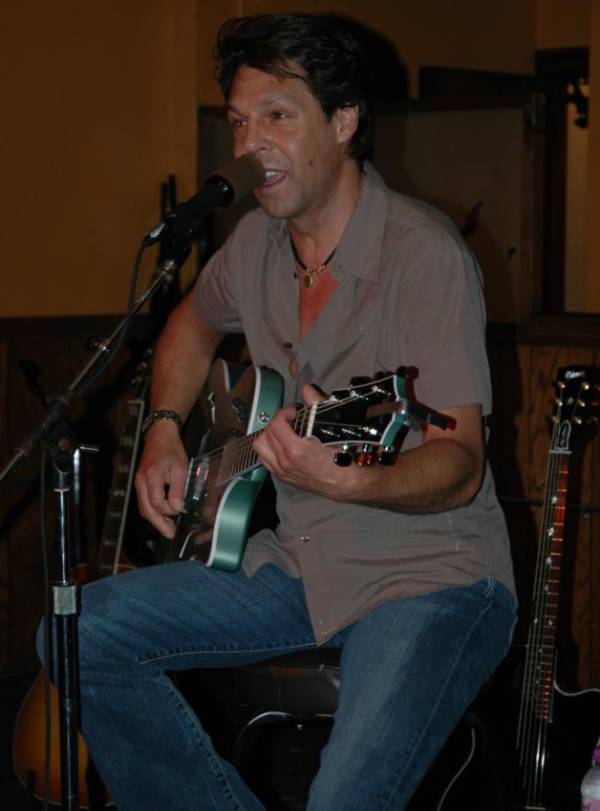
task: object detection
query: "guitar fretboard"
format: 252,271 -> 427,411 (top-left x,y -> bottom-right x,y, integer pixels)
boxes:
516,420 -> 570,808
97,388 -> 148,576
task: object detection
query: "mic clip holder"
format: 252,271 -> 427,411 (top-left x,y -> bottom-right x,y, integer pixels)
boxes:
143,174 -> 233,250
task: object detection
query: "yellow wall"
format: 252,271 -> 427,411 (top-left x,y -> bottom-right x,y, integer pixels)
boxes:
1,0 -> 197,317
587,1 -> 600,308
535,0 -> 590,48
1,0 -> 598,316
198,0 -> 536,103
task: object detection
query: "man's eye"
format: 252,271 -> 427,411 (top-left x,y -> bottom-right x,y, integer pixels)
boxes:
271,110 -> 289,121
229,119 -> 245,130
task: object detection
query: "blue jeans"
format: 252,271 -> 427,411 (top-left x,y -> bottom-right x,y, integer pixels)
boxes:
37,562 -> 516,810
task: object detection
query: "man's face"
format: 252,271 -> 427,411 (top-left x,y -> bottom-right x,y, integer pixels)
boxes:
226,65 -> 354,224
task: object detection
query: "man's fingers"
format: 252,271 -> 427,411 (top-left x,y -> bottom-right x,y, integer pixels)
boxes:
167,462 -> 187,513
135,474 -> 177,539
301,383 -> 326,405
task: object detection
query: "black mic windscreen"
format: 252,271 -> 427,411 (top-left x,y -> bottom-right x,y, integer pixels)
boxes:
207,154 -> 266,203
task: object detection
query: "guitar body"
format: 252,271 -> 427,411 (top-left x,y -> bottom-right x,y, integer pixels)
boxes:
173,361 -> 284,570
512,681 -> 600,810
11,565 -> 131,807
13,667 -> 108,808
408,715 -> 482,811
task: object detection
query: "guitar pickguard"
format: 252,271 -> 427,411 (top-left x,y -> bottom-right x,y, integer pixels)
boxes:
173,362 -> 283,570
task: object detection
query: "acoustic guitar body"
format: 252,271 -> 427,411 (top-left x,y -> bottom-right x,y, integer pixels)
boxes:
13,669 -> 110,808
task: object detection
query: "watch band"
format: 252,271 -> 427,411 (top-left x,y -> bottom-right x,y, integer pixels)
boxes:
142,409 -> 183,434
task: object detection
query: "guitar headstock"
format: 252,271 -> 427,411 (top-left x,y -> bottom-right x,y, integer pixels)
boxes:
304,368 -> 452,467
552,365 -> 600,449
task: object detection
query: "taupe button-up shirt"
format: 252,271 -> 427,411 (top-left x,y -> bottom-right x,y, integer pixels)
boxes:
193,165 -> 514,643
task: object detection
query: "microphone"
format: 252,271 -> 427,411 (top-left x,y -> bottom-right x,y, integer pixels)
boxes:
144,154 -> 265,246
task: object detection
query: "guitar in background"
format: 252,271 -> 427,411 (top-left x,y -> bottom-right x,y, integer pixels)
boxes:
12,356 -> 152,808
513,365 -> 600,810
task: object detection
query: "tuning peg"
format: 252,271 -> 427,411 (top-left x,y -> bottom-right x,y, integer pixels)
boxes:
378,446 -> 396,465
334,443 -> 354,467
355,444 -> 375,466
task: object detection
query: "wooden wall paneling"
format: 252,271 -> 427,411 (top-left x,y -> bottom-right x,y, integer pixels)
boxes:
514,343 -> 534,502
488,340 -> 537,630
0,318 -> 153,673
571,429 -> 595,688
488,340 -> 530,497
5,329 -> 73,670
64,331 -> 138,568
590,355 -> 600,685
0,338 -> 9,670
570,344 -> 600,687
508,343 -> 541,623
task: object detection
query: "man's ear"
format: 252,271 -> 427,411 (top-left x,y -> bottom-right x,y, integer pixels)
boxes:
334,105 -> 359,148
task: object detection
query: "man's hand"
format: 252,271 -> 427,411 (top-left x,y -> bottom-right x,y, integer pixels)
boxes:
253,384 -> 485,514
135,423 -> 189,538
252,384 -> 352,499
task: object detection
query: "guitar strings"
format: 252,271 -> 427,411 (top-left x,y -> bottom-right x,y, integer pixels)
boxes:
518,418 -> 558,804
193,376 -> 399,485
516,406 -> 568,806
517,418 -> 550,799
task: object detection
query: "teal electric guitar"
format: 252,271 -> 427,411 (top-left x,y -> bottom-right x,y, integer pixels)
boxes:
172,359 -> 452,571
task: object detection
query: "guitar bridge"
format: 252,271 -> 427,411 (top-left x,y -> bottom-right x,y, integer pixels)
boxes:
188,458 -> 210,503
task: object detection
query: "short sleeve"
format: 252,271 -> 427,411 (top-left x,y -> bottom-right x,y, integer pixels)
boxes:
387,226 -> 491,415
192,233 -> 244,333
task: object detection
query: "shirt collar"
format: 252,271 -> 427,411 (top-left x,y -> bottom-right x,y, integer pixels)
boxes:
265,163 -> 390,283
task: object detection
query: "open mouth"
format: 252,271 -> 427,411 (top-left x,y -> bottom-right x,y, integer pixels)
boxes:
260,169 -> 286,188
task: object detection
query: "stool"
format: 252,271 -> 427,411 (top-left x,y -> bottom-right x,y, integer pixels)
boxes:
189,649 -> 511,811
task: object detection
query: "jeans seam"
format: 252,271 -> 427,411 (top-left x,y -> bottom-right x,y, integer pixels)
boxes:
381,584 -> 497,810
138,639 -> 317,665
161,677 -> 247,810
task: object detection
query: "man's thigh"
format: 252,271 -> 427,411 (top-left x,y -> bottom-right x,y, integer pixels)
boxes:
56,561 -> 319,672
309,578 -> 517,810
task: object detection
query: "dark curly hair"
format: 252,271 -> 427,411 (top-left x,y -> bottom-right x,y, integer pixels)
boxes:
214,13 -> 374,164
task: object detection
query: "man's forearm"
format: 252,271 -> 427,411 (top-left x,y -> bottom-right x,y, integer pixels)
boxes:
254,400 -> 485,515
149,294 -> 225,421
333,437 -> 483,514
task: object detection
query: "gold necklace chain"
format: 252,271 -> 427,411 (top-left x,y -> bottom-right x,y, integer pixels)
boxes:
290,239 -> 337,288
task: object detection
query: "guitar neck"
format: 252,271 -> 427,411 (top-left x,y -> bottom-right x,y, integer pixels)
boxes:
201,404 -> 318,484
524,439 -> 571,705
192,365 -> 457,494
96,375 -> 149,576
517,423 -> 570,796
514,363 -> 600,811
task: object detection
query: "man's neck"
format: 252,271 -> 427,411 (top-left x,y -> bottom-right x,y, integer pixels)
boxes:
288,160 -> 364,264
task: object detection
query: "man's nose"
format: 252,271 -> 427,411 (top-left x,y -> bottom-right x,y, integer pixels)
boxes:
234,119 -> 268,158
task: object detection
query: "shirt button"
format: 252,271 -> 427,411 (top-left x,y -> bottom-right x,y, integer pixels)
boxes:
299,534 -> 311,543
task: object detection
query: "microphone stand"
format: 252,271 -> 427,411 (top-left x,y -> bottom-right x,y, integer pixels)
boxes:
0,232 -> 190,811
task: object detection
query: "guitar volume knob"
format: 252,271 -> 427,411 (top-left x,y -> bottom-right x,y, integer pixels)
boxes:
356,444 -> 375,466
378,445 -> 396,465
334,443 -> 354,467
